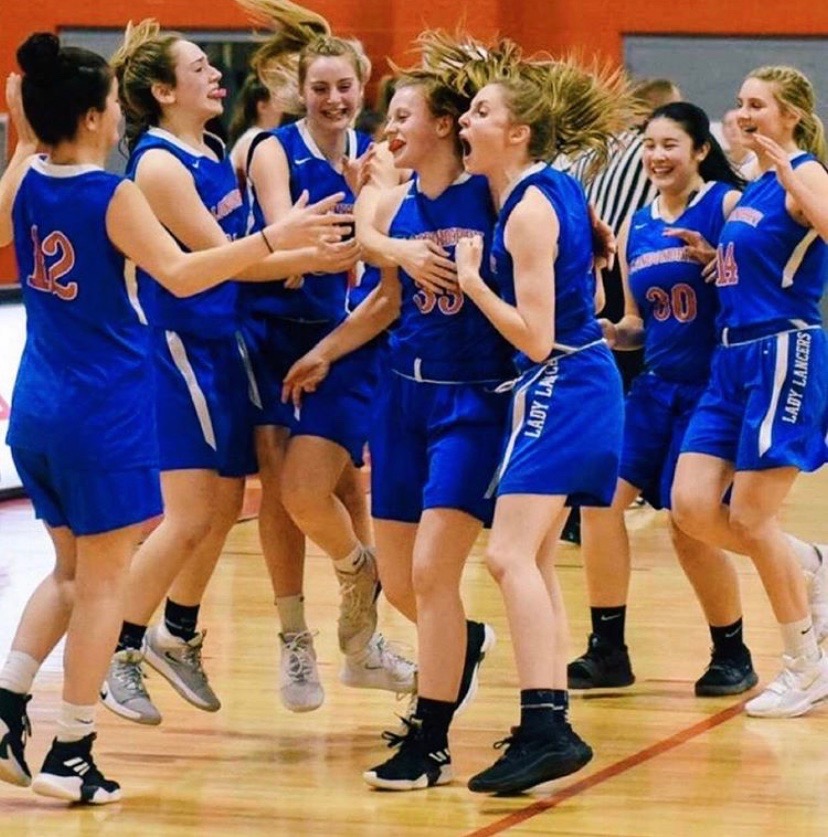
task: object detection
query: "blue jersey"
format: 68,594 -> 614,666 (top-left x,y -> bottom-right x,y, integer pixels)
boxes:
491,163 -> 602,372
8,157 -> 156,468
127,128 -> 247,338
388,174 -> 512,382
246,120 -> 371,322
626,181 -> 731,384
715,152 -> 827,330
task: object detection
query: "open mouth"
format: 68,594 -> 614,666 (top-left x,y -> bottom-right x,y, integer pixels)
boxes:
208,88 -> 227,100
460,138 -> 472,156
387,138 -> 405,153
742,125 -> 758,134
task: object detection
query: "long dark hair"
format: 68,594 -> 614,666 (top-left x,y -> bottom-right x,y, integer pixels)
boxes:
647,101 -> 746,188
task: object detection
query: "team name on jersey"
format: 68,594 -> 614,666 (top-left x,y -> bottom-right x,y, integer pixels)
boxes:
412,227 -> 484,248
782,331 -> 812,425
212,189 -> 244,222
728,207 -> 764,227
525,363 -> 558,438
628,246 -> 697,275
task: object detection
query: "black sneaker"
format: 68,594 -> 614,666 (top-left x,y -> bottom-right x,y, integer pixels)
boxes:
0,688 -> 32,787
363,718 -> 453,790
695,648 -> 759,697
455,621 -> 496,715
468,724 -> 593,795
31,733 -> 121,804
568,634 -> 635,689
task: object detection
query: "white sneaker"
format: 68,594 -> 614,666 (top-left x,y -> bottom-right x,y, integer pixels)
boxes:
340,633 -> 416,694
745,651 -> 828,718
279,631 -> 324,713
805,545 -> 828,643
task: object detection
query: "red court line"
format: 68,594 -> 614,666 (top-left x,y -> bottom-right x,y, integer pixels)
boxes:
465,700 -> 746,837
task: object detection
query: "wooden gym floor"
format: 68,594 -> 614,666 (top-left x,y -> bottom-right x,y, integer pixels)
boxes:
0,470 -> 826,835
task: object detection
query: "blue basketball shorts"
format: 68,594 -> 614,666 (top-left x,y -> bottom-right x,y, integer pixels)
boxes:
12,446 -> 162,536
619,373 -> 707,509
153,329 -> 257,477
244,316 -> 380,466
681,328 -> 827,472
369,372 -> 510,525
493,343 -> 624,505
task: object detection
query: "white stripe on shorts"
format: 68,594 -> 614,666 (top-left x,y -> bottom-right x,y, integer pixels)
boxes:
758,333 -> 789,458
485,364 -> 548,498
165,330 -> 217,451
235,331 -> 263,410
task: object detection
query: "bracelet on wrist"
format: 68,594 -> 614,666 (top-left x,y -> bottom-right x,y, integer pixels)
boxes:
260,229 -> 275,254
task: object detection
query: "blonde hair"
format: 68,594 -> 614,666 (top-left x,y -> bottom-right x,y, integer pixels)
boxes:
748,65 -> 827,163
236,0 -> 370,99
388,30 -> 519,156
497,55 -> 640,174
110,19 -> 181,151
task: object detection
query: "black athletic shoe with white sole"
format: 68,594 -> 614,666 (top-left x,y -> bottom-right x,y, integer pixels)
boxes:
363,718 -> 453,791
455,621 -> 496,715
32,733 -> 121,805
0,688 -> 32,787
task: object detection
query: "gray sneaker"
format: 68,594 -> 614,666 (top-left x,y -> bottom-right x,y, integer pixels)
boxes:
336,550 -> 380,654
340,633 -> 417,694
143,624 -> 221,712
279,631 -> 325,713
100,649 -> 161,725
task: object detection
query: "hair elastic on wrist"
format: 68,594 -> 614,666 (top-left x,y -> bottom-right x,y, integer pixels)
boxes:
260,229 -> 275,253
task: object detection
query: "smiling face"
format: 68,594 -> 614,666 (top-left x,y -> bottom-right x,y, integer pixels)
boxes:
384,84 -> 453,170
735,77 -> 798,149
300,55 -> 362,133
458,83 -> 516,175
168,39 -> 225,119
642,116 -> 706,195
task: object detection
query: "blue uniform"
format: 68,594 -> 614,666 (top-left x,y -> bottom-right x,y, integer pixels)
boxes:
128,128 -> 256,476
369,174 -> 513,525
622,182 -> 731,507
682,153 -> 828,472
243,120 -> 376,464
488,164 -> 623,505
7,157 -> 161,534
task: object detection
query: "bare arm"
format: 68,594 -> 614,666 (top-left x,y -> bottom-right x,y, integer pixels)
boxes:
610,219 -> 644,350
457,187 -> 556,363
752,135 -> 828,239
0,74 -> 38,247
106,180 -> 274,297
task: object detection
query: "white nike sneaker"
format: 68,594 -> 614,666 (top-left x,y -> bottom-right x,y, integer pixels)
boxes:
745,651 -> 828,718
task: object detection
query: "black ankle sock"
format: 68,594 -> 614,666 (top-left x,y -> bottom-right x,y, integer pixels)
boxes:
117,621 -> 147,652
415,697 -> 454,749
591,606 -> 627,648
164,599 -> 200,642
520,689 -> 568,735
710,618 -> 746,659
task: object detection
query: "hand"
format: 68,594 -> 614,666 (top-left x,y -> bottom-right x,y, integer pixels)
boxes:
341,144 -> 376,196
5,73 -> 37,149
589,203 -> 616,272
751,133 -> 797,190
283,274 -> 305,289
281,347 -> 331,410
266,191 -> 355,251
455,235 -> 485,295
598,317 -> 617,347
663,227 -> 717,279
307,238 -> 362,274
394,238 -> 458,294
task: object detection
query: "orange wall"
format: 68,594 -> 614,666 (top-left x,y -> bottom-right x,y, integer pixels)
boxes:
2,0 -> 828,281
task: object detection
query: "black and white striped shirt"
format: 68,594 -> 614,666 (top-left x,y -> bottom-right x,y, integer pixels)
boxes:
567,130 -> 657,236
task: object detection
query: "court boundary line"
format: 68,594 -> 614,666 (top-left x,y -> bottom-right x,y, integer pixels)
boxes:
464,700 -> 746,836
